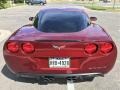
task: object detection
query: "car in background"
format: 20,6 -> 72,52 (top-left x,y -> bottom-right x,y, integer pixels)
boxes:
103,0 -> 111,3
26,0 -> 47,5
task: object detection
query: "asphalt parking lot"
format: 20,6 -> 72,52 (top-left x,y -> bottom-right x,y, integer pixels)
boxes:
0,4 -> 120,90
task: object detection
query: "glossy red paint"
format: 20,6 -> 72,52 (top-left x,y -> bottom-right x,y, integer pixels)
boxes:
3,7 -> 117,77
3,24 -> 117,75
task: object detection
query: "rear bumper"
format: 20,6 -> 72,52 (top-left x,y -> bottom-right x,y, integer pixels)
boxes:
16,72 -> 104,78
4,44 -> 117,76
4,52 -> 117,75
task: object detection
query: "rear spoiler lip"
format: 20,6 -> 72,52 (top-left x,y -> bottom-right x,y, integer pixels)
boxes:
35,40 -> 113,43
35,40 -> 81,42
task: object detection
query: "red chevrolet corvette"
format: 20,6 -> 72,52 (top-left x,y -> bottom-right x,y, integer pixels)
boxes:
3,6 -> 117,82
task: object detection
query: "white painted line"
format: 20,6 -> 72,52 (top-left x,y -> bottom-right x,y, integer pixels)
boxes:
0,30 -> 11,42
67,80 -> 75,90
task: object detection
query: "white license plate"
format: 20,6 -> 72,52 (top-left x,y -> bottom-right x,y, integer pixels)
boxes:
49,58 -> 70,68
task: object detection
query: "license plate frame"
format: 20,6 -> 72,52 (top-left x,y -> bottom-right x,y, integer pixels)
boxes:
49,58 -> 70,68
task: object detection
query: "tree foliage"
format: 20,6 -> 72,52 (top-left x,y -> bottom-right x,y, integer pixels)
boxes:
14,0 -> 24,3
0,0 -> 7,9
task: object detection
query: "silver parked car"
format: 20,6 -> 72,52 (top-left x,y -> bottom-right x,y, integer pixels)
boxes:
26,0 -> 47,5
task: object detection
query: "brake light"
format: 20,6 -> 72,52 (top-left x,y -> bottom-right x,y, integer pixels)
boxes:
7,42 -> 19,53
85,43 -> 97,54
100,42 -> 113,54
22,42 -> 35,53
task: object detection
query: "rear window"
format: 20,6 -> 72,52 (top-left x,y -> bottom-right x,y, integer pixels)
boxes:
35,10 -> 89,33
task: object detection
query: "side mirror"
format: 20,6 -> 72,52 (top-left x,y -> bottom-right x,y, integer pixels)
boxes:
90,17 -> 97,24
29,17 -> 35,21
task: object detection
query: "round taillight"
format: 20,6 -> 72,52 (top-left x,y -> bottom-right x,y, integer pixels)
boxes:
22,42 -> 35,53
100,42 -> 113,54
85,43 -> 97,54
7,42 -> 19,53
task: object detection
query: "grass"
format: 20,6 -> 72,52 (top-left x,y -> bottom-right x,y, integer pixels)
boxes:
49,1 -> 120,12
84,4 -> 120,12
0,1 -> 25,9
71,1 -> 120,12
85,5 -> 109,10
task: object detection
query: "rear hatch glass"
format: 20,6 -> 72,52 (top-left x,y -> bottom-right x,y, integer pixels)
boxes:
38,10 -> 89,33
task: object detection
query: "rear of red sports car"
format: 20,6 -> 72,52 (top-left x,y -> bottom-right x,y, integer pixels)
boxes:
3,7 -> 117,81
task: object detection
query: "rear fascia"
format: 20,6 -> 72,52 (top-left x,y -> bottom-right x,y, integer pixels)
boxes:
3,40 -> 117,76
3,25 -> 117,77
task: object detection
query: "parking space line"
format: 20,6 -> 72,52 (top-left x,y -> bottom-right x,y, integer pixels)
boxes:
0,30 -> 11,42
67,80 -> 75,90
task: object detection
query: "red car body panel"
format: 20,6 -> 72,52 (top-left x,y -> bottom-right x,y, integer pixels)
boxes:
3,7 -> 117,78
3,25 -> 117,75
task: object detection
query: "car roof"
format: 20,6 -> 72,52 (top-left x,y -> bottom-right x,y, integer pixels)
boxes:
39,6 -> 88,15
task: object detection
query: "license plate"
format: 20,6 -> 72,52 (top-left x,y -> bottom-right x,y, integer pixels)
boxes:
49,58 -> 70,68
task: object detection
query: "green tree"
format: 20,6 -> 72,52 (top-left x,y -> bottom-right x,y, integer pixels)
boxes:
14,0 -> 24,3
0,0 -> 7,9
